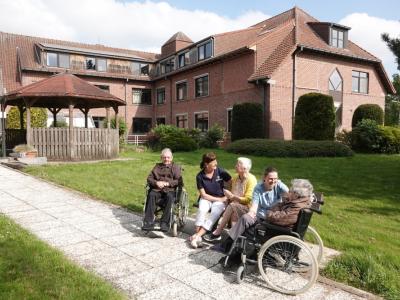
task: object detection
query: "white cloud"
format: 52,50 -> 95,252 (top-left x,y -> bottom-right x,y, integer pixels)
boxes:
0,0 -> 269,52
340,13 -> 400,77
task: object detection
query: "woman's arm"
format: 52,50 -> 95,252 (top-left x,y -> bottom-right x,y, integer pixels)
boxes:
199,188 -> 227,202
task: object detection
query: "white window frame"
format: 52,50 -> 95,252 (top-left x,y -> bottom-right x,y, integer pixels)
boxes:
194,73 -> 209,98
175,80 -> 188,101
197,39 -> 213,61
156,86 -> 166,105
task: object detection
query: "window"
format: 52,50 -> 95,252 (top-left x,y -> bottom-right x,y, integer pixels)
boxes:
195,75 -> 209,97
156,117 -> 166,125
95,85 -> 110,92
59,54 -> 70,68
140,64 -> 149,75
46,52 -> 70,68
178,52 -> 190,68
176,114 -> 188,128
160,57 -> 175,74
131,62 -> 149,76
133,118 -> 152,133
176,81 -> 187,101
92,116 -> 105,128
156,88 -> 165,105
329,69 -> 343,128
195,112 -> 209,132
352,71 -> 369,94
97,59 -> 107,72
331,28 -> 344,48
132,88 -> 152,105
85,57 -> 96,70
227,108 -> 232,133
198,40 -> 212,61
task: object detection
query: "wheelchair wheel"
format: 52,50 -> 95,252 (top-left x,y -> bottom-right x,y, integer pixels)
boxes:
178,189 -> 189,228
303,226 -> 323,265
257,235 -> 318,295
236,265 -> 245,284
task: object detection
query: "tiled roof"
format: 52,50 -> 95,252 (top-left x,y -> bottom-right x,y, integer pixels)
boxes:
162,32 -> 193,46
5,72 -> 126,108
0,31 -> 158,92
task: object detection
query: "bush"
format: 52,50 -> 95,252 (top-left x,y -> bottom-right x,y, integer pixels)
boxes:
377,125 -> 400,154
147,124 -> 198,152
352,104 -> 384,127
226,139 -> 353,157
294,93 -> 335,140
231,103 -> 263,141
6,107 -> 47,129
103,117 -> 127,137
199,124 -> 224,148
385,100 -> 400,126
349,119 -> 382,153
50,120 -> 68,128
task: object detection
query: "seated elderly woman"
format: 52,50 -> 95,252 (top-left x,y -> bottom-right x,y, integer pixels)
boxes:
203,157 -> 257,242
218,178 -> 313,252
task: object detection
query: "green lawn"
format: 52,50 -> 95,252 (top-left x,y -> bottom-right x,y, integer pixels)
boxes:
24,148 -> 400,299
0,215 -> 126,300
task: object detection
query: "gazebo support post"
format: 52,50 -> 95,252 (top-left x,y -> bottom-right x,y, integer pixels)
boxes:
106,107 -> 111,129
78,108 -> 90,129
18,105 -> 25,129
113,106 -> 119,130
24,99 -> 32,146
49,107 -> 61,127
69,103 -> 75,160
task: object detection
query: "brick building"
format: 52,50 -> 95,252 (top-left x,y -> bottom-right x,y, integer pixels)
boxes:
0,7 -> 395,140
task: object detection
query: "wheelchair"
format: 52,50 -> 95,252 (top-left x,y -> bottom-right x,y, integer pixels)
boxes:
224,193 -> 324,295
142,185 -> 189,237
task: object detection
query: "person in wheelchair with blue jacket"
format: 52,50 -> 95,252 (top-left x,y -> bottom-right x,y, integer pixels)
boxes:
142,148 -> 183,232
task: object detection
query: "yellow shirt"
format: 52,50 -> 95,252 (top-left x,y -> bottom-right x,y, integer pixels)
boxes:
231,173 -> 257,207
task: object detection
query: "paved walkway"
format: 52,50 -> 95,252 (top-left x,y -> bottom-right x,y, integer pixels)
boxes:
0,165 -> 376,299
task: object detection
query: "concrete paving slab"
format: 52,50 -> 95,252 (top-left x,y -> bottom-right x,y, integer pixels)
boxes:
0,165 -> 380,300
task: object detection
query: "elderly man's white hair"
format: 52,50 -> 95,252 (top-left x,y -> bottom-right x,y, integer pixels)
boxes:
237,157 -> 252,171
161,148 -> 173,156
291,179 -> 313,198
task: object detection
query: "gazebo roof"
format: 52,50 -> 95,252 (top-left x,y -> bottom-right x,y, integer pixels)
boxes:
5,73 -> 126,109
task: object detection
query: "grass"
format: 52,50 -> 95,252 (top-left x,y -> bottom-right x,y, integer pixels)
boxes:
24,148 -> 400,299
0,215 -> 126,300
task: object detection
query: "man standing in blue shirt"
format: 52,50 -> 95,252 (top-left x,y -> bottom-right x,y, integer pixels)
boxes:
225,166 -> 289,242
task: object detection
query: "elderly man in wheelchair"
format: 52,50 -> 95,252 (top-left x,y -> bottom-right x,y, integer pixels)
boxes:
142,148 -> 184,233
221,178 -> 323,295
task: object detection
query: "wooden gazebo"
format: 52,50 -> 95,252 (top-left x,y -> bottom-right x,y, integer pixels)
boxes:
4,73 -> 126,160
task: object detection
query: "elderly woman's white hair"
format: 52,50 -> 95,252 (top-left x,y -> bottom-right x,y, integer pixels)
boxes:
237,157 -> 252,172
291,179 -> 313,198
161,148 -> 172,156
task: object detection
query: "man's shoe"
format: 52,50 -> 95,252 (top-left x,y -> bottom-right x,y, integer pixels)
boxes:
141,222 -> 155,231
203,233 -> 222,242
160,222 -> 169,232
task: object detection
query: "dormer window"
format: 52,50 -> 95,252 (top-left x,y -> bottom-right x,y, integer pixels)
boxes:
331,28 -> 344,48
46,52 -> 70,68
85,57 -> 96,70
197,40 -> 212,61
160,57 -> 175,74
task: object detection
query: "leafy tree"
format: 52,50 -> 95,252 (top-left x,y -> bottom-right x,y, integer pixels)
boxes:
231,102 -> 263,141
385,74 -> 400,126
6,107 -> 47,129
103,117 -> 127,137
382,33 -> 400,71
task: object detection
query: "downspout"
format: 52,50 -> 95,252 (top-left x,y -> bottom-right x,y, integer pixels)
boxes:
264,81 -> 270,139
124,78 -> 128,137
292,46 -> 303,138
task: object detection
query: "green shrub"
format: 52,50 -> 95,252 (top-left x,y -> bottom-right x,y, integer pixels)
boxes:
147,124 -> 198,151
50,120 -> 68,128
199,124 -> 224,148
226,138 -> 353,157
231,102 -> 263,141
185,128 -> 202,145
352,104 -> 384,127
6,107 -> 47,129
385,100 -> 400,126
378,125 -> 400,154
294,93 -> 335,140
349,119 -> 382,153
335,129 -> 352,147
159,132 -> 197,152
103,117 -> 127,137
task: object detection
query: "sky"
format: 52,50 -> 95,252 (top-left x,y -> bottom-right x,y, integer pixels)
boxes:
0,0 -> 399,77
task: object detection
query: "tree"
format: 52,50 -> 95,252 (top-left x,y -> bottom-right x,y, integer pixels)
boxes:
385,74 -> 400,126
6,107 -> 47,129
382,33 -> 400,71
231,102 -> 263,141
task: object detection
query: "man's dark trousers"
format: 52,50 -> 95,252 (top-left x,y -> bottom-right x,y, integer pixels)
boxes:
144,190 -> 175,225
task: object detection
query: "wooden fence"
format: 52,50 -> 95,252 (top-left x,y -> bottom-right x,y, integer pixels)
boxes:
30,128 -> 119,160
5,129 -> 27,153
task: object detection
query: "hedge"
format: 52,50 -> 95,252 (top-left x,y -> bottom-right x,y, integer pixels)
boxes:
352,104 -> 384,127
226,139 -> 353,157
293,93 -> 335,140
231,102 -> 263,141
